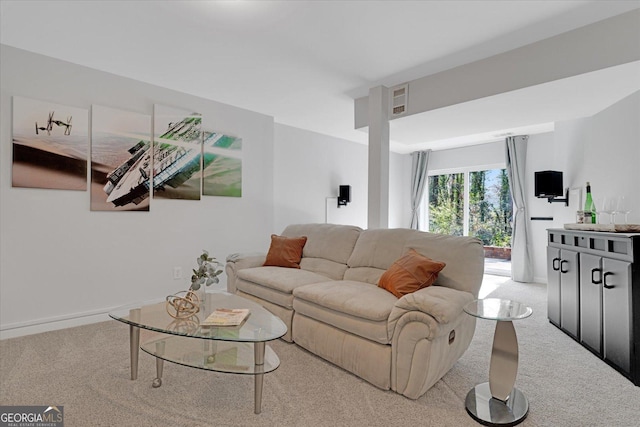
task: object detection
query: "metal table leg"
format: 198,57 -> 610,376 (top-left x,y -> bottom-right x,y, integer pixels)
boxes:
465,320 -> 529,426
152,340 -> 165,388
128,308 -> 141,381
254,342 -> 265,414
129,325 -> 140,380
490,320 -> 519,401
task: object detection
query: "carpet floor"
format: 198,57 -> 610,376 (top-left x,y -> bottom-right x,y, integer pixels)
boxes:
1,276 -> 639,426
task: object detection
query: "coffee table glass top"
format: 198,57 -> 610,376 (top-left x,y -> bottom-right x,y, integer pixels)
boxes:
109,291 -> 287,342
463,298 -> 532,321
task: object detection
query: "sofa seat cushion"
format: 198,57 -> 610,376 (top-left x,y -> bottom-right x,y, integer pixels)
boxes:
237,267 -> 332,308
293,281 -> 398,344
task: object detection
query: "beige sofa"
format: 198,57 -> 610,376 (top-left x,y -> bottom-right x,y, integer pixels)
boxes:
225,223 -> 484,399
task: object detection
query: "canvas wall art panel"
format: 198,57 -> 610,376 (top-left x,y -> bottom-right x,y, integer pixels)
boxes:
91,105 -> 152,211
202,131 -> 242,197
12,96 -> 89,190
153,104 -> 202,200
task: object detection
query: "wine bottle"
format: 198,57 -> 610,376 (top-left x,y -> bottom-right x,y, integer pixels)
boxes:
584,182 -> 596,224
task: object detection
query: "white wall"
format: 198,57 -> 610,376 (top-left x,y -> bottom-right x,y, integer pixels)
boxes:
525,132 -> 557,283
551,91 -> 640,227
0,45 -> 276,337
273,124 -> 411,232
525,91 -> 640,283
389,152 -> 412,229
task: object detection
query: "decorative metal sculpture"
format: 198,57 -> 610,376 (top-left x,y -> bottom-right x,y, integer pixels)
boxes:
165,290 -> 200,319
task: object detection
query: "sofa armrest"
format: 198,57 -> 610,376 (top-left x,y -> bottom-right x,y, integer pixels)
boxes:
396,285 -> 474,324
226,252 -> 266,268
388,285 -> 475,340
225,252 -> 266,293
389,286 -> 477,399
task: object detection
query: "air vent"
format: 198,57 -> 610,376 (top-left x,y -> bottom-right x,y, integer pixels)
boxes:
391,84 -> 408,117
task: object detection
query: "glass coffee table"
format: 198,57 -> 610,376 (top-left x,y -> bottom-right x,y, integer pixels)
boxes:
463,298 -> 532,426
109,291 -> 287,414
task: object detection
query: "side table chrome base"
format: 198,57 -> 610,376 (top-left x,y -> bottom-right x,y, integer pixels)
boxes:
465,382 -> 528,427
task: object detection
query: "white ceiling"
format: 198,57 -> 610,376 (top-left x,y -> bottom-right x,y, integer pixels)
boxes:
1,0 -> 639,153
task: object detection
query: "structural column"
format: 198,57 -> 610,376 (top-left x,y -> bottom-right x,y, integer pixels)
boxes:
367,85 -> 390,229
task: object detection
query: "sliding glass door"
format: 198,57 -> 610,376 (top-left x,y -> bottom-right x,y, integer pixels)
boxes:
427,167 -> 512,253
468,169 -> 512,248
428,173 -> 464,236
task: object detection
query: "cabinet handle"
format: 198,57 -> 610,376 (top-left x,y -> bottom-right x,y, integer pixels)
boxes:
603,272 -> 615,289
560,260 -> 569,274
552,258 -> 560,271
591,268 -> 602,284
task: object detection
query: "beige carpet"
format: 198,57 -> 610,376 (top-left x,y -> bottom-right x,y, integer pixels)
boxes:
2,277 -> 639,426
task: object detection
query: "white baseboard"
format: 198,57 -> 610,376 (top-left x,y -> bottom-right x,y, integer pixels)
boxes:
533,276 -> 547,285
0,297 -> 164,340
0,291 -> 230,340
0,310 -> 112,340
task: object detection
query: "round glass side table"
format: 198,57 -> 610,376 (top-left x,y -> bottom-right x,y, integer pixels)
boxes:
463,298 -> 532,426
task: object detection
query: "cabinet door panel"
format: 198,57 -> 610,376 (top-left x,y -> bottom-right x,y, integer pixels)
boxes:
602,259 -> 631,374
580,253 -> 602,354
547,247 -> 561,327
560,249 -> 580,339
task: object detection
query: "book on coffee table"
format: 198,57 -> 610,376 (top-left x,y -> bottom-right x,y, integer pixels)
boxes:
202,308 -> 250,326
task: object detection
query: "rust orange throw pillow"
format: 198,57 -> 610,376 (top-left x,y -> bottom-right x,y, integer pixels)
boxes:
378,249 -> 446,298
263,234 -> 308,268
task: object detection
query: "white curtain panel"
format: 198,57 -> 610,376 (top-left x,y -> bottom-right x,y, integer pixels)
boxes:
505,136 -> 533,282
410,150 -> 431,230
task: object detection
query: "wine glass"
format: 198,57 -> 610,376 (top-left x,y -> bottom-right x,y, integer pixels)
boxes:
607,197 -> 619,224
616,196 -> 631,224
601,197 -> 617,225
594,197 -> 607,224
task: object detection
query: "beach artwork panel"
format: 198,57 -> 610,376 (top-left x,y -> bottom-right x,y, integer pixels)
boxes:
202,131 -> 242,197
12,96 -> 89,190
91,105 -> 152,211
153,104 -> 202,201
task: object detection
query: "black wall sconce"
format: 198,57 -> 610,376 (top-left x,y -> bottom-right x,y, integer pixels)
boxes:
535,170 -> 568,206
338,185 -> 351,208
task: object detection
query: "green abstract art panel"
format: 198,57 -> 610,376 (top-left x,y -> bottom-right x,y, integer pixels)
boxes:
202,131 -> 242,198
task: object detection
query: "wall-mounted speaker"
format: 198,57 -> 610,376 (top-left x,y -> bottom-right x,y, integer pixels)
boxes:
338,185 -> 351,207
535,170 -> 568,205
535,171 -> 563,198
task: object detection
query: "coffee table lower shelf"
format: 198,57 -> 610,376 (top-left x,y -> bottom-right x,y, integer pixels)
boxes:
140,334 -> 280,414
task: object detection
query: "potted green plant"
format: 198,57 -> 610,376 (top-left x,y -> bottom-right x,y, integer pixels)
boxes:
190,250 -> 223,299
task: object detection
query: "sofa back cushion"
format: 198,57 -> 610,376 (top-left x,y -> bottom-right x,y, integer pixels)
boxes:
404,232 -> 484,295
282,223 -> 362,280
346,228 -> 484,296
345,229 -> 416,284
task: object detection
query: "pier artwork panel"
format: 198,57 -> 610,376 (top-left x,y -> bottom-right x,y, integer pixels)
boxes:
152,104 -> 203,201
202,131 -> 242,198
90,105 -> 152,212
12,96 -> 89,191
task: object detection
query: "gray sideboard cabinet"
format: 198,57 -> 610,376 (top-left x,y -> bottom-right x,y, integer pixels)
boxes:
547,228 -> 640,386
547,246 -> 580,339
